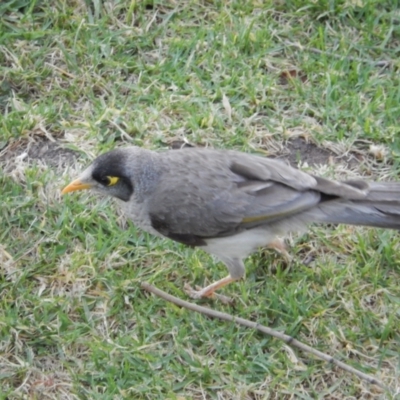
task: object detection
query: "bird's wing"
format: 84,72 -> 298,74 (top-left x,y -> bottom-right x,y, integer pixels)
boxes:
228,152 -> 368,199
146,149 -> 369,244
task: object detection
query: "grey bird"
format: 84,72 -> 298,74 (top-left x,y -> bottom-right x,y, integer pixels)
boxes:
62,146 -> 400,299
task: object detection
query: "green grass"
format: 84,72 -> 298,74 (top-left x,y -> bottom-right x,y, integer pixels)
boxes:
1,1 -> 400,398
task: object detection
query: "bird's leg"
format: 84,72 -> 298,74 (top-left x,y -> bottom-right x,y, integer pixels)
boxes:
185,258 -> 245,303
185,275 -> 237,299
266,238 -> 292,262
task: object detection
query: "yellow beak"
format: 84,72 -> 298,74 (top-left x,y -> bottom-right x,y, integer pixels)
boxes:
62,179 -> 93,194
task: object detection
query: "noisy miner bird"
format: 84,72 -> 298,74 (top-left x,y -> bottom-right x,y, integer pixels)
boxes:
62,146 -> 400,299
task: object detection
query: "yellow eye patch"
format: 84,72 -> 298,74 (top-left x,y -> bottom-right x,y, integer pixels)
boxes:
107,176 -> 120,186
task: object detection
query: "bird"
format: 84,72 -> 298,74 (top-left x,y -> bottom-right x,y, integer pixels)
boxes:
62,146 -> 400,300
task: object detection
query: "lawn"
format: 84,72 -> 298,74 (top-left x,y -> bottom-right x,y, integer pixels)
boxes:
1,0 -> 399,398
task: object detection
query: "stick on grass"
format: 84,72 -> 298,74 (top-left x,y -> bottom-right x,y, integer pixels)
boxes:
141,282 -> 387,390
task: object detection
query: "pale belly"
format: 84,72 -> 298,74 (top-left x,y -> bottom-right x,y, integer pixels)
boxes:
203,228 -> 278,259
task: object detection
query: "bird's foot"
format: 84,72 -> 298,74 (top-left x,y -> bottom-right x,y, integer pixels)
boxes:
184,283 -> 234,305
184,275 -> 236,304
266,238 -> 292,262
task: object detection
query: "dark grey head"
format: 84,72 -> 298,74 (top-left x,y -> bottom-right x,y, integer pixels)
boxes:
62,147 -> 154,201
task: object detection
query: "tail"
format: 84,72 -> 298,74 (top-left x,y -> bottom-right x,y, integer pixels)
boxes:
306,182 -> 400,230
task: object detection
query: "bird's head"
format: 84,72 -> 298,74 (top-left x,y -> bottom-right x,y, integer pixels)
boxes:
62,148 -> 137,201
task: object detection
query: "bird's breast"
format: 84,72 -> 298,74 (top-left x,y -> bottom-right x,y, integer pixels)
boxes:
117,198 -> 163,237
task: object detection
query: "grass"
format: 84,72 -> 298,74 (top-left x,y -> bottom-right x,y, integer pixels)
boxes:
1,0 -> 400,398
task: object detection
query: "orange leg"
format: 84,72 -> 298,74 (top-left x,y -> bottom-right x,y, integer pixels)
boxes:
266,238 -> 292,262
185,275 -> 237,301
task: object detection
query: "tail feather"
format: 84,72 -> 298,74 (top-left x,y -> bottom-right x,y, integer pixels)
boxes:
306,182 -> 400,230
363,182 -> 400,202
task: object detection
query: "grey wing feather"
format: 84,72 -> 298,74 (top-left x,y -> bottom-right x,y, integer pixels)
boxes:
147,148 -> 400,240
147,149 -> 322,238
229,152 -> 368,199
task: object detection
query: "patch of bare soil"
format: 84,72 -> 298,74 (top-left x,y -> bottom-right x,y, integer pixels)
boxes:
279,137 -> 367,168
167,137 -> 370,170
0,137 -> 79,168
0,136 -> 385,175
282,137 -> 336,166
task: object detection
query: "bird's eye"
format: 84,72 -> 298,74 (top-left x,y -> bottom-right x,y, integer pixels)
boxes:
106,176 -> 119,186
97,176 -> 110,186
95,175 -> 120,186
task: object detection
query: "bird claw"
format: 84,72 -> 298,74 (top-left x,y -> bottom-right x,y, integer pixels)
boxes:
184,283 -> 234,305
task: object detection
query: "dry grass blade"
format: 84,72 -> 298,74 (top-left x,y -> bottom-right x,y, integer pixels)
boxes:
283,40 -> 392,68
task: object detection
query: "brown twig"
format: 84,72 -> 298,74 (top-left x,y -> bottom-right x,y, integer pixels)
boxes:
141,282 -> 387,390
